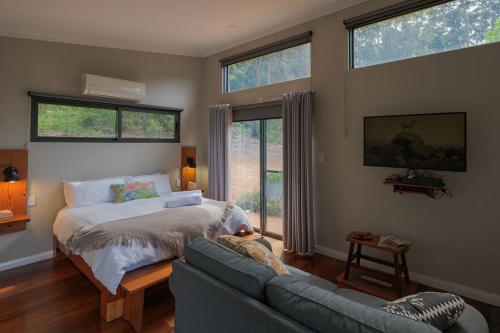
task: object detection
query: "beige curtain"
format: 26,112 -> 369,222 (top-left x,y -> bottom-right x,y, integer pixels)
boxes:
208,104 -> 232,201
283,90 -> 314,256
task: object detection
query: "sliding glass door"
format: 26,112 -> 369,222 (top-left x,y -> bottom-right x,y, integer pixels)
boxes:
231,119 -> 283,239
231,121 -> 261,231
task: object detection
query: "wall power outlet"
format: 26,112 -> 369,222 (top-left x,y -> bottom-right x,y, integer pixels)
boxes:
27,195 -> 37,207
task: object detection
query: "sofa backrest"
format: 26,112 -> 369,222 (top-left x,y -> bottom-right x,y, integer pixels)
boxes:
184,237 -> 277,302
266,275 -> 440,333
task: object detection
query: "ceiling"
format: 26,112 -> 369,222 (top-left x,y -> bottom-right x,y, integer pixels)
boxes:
0,0 -> 364,57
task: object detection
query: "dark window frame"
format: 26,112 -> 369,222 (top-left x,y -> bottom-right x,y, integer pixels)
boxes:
220,31 -> 312,93
29,92 -> 182,143
344,0 -> 454,69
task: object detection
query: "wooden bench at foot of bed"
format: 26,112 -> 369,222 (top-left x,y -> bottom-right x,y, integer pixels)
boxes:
54,237 -> 173,332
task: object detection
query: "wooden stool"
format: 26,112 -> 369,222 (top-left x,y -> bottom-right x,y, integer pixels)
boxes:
337,231 -> 414,299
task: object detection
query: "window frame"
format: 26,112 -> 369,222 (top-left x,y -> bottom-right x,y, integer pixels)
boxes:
29,92 -> 182,143
345,0 -> 457,69
220,31 -> 312,93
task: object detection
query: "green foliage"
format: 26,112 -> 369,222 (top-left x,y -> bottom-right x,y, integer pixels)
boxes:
38,104 -> 116,137
485,18 -> 500,42
236,191 -> 261,213
267,170 -> 283,183
232,119 -> 282,145
38,103 -> 175,139
266,119 -> 283,145
122,111 -> 175,139
235,190 -> 283,217
354,0 -> 500,67
228,43 -> 311,92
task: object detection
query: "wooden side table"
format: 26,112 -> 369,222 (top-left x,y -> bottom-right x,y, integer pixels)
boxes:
337,231 -> 415,299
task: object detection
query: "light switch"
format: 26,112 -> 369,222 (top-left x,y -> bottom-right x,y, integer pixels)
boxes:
176,179 -> 181,187
27,195 -> 37,207
318,153 -> 326,163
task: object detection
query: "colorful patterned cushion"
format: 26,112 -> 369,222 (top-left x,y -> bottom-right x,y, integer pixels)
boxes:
379,292 -> 466,331
111,181 -> 160,203
216,235 -> 290,276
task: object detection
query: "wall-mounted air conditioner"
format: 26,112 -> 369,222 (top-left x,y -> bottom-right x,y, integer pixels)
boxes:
81,74 -> 146,101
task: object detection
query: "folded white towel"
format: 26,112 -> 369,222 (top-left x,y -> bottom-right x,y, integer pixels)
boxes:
170,190 -> 202,197
165,190 -> 203,208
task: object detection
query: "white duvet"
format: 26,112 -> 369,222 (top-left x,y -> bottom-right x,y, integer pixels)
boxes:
53,195 -> 253,294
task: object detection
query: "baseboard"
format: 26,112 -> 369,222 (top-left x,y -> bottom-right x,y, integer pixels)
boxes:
315,244 -> 500,307
0,250 -> 53,272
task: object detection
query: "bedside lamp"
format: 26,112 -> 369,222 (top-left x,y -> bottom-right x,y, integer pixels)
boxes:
0,164 -> 20,218
186,157 -> 196,169
3,165 -> 20,183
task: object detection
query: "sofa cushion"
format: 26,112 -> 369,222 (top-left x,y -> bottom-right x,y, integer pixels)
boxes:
446,304 -> 489,333
335,288 -> 387,308
266,275 -> 440,333
216,235 -> 290,275
185,237 -> 277,302
252,237 -> 273,252
286,266 -> 338,294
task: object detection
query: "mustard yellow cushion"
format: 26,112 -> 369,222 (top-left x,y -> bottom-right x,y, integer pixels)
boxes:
216,235 -> 290,276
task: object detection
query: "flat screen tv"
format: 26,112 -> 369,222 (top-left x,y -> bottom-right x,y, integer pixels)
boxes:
364,112 -> 466,172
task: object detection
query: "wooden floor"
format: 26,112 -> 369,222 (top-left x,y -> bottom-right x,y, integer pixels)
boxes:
0,237 -> 498,332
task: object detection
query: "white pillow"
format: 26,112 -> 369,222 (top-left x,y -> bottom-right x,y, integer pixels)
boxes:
63,176 -> 126,208
133,173 -> 172,196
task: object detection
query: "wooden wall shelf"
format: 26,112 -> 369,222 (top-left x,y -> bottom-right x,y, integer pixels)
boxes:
0,214 -> 30,234
0,149 -> 30,234
384,174 -> 447,198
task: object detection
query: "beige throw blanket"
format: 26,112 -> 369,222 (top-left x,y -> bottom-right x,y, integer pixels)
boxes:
67,200 -> 234,255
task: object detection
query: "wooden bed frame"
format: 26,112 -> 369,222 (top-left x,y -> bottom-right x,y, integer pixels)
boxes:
54,236 -> 173,332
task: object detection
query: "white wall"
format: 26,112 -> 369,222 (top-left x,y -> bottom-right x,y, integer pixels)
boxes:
0,36 -> 204,263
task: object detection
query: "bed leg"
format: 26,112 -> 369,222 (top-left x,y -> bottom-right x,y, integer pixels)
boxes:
100,290 -> 125,322
53,236 -> 65,260
123,290 -> 145,332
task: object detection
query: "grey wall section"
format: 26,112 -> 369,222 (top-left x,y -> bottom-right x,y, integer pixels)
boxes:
0,37 -> 204,263
201,0 -> 500,295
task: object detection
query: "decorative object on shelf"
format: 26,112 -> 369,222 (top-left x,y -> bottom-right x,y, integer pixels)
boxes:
378,236 -> 411,250
384,171 -> 451,199
336,231 -> 417,301
0,149 -> 30,234
353,231 -> 373,240
181,146 -> 196,191
2,165 -> 20,182
186,157 -> 196,169
0,209 -> 14,218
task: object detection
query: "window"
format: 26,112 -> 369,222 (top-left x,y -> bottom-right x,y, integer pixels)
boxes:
221,32 -> 312,93
30,93 -> 181,142
346,0 -> 500,69
38,103 -> 117,138
121,110 -> 177,140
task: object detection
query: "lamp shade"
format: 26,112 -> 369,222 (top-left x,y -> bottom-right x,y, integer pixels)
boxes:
3,166 -> 20,182
187,157 -> 196,168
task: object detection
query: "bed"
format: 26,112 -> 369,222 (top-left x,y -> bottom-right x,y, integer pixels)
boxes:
52,173 -> 252,330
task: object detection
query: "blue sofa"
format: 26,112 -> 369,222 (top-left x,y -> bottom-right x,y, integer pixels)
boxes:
169,238 -> 488,333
